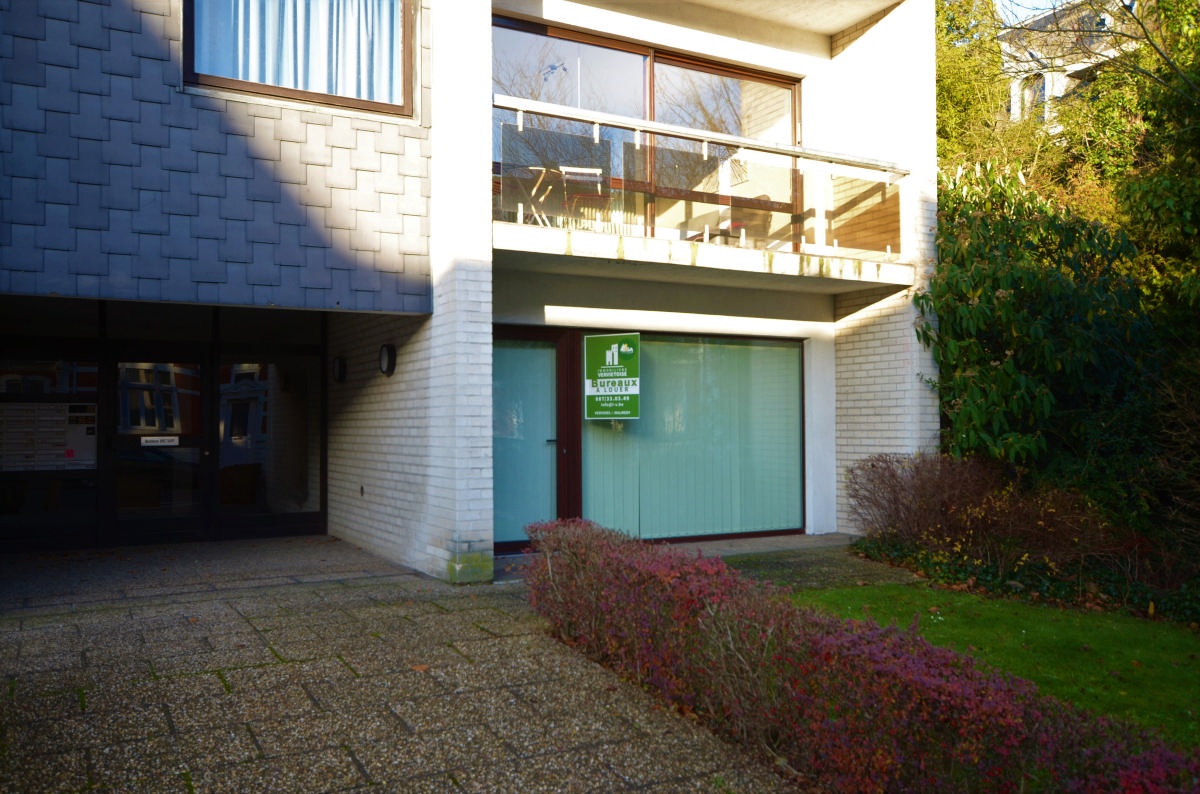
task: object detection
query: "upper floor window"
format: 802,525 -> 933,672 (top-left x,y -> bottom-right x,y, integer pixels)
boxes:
653,60 -> 794,143
187,0 -> 413,115
493,19 -> 797,145
492,25 -> 646,118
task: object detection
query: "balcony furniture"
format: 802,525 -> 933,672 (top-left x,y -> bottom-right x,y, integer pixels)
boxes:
494,95 -> 909,259
561,166 -> 612,231
504,165 -> 561,227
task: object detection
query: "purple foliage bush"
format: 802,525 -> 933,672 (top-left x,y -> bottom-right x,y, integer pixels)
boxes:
525,519 -> 1200,793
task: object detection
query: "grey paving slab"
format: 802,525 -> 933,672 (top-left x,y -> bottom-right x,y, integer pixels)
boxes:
0,534 -> 832,792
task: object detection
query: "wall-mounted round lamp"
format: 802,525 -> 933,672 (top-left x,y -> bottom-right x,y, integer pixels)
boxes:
331,356 -> 347,383
378,344 -> 397,376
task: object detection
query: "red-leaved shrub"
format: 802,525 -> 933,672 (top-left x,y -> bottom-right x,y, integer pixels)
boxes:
525,519 -> 1200,793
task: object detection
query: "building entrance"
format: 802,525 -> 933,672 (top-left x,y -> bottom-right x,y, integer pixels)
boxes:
113,358 -> 209,541
0,299 -> 326,551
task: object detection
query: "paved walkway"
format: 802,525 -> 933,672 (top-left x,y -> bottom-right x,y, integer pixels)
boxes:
0,534 -> 851,793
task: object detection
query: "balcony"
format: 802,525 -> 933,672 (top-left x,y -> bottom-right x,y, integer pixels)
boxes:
492,96 -> 916,292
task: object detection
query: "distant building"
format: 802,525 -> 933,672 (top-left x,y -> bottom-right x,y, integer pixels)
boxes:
1,0 -> 939,581
1002,0 -> 1134,123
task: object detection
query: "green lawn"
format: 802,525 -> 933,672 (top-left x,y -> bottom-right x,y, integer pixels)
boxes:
787,583 -> 1200,748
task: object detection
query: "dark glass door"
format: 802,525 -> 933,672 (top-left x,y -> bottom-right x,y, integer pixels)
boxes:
112,359 -> 209,539
214,355 -> 322,532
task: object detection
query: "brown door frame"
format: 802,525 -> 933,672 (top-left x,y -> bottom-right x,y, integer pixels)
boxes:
494,325 -> 583,522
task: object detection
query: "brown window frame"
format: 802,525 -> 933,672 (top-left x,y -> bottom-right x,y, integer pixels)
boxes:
493,14 -> 801,143
184,0 -> 416,117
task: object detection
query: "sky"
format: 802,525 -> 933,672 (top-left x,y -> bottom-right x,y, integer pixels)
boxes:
997,0 -> 1062,24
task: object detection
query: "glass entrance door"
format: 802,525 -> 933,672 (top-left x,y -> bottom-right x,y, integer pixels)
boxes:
113,360 -> 207,536
493,340 -> 558,544
215,356 -> 321,523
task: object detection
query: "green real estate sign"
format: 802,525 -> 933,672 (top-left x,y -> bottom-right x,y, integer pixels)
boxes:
584,333 -> 640,420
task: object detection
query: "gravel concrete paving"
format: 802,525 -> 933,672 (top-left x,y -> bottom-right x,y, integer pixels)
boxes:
0,536 -> 808,793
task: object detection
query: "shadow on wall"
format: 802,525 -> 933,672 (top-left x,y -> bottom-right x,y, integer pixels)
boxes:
0,0 -> 430,313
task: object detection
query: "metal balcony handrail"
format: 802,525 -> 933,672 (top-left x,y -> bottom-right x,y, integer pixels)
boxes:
494,94 -> 910,178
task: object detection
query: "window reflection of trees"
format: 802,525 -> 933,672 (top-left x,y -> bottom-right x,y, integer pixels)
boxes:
653,66 -> 739,193
655,65 -> 742,136
494,38 -> 580,108
493,31 -> 640,225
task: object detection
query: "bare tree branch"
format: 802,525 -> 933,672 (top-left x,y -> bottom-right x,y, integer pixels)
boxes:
1000,0 -> 1200,107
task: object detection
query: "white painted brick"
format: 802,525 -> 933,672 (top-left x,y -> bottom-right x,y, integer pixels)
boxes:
836,285 -> 939,533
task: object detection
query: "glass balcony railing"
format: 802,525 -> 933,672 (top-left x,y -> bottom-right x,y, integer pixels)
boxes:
493,96 -> 909,260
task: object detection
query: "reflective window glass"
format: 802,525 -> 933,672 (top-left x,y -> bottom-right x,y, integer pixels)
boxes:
493,22 -> 795,142
583,336 -> 803,539
654,62 -> 793,143
217,357 -> 320,515
0,360 -> 100,532
493,26 -> 646,117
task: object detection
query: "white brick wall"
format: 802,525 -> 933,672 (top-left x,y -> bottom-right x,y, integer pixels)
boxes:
828,0 -> 940,533
326,312 -> 444,575
327,0 -> 495,582
422,0 -> 495,581
834,286 -> 940,532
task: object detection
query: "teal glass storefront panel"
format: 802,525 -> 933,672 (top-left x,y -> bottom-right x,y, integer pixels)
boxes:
583,336 -> 802,539
493,340 -> 558,543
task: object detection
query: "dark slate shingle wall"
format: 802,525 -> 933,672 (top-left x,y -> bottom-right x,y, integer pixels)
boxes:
0,0 -> 431,313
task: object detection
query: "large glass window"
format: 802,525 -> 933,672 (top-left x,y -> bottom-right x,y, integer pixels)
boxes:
654,61 -> 794,143
583,336 -> 803,539
493,25 -> 646,116
190,0 -> 412,112
217,356 -> 320,515
493,19 -> 803,248
0,360 -> 99,532
115,361 -> 204,518
492,21 -> 795,137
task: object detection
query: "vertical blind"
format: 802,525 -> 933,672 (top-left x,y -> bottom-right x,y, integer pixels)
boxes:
583,336 -> 803,539
194,0 -> 403,105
